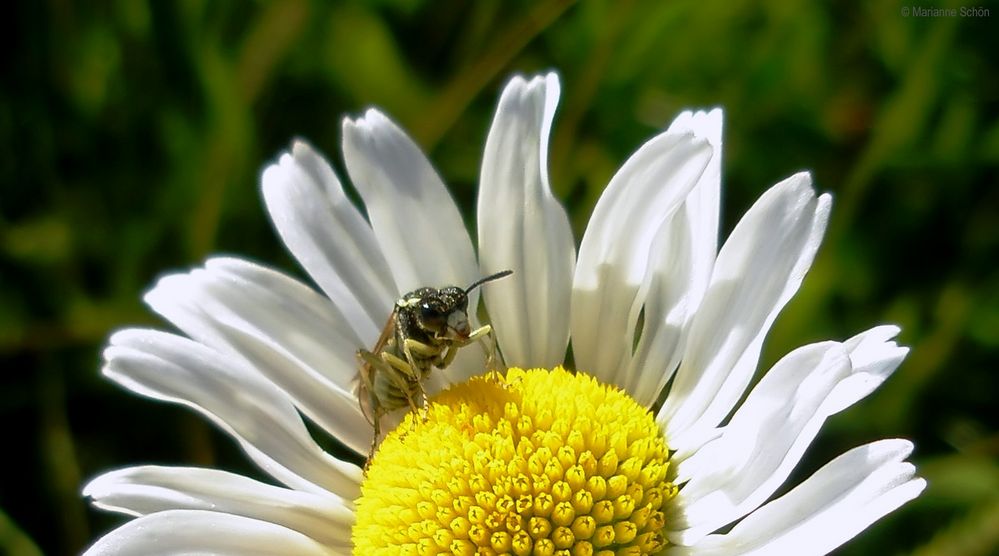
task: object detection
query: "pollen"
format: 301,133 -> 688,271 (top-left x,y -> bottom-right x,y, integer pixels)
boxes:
353,367 -> 676,555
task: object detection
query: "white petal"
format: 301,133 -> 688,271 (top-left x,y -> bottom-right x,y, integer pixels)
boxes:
621,210 -> 695,404
624,109 -> 723,405
84,466 -> 353,548
571,130 -> 712,385
667,440 -> 925,556
262,140 -> 395,343
342,109 -> 485,380
144,259 -> 372,455
668,342 -> 851,543
149,257 -> 363,391
82,510 -> 341,556
477,72 -> 575,369
669,328 -> 909,545
209,318 -> 373,456
342,109 -> 479,295
660,174 -> 832,453
103,329 -> 362,499
668,109 -> 724,297
828,325 -> 908,414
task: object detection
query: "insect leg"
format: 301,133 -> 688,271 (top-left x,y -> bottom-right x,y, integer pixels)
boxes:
453,324 -> 505,382
402,338 -> 442,357
379,351 -> 423,415
480,329 -> 503,380
381,351 -> 420,379
462,324 -> 493,343
439,343 -> 460,369
357,350 -> 390,467
401,340 -> 436,419
356,351 -> 383,425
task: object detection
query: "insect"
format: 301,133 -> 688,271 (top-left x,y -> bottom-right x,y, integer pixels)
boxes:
355,270 -> 513,461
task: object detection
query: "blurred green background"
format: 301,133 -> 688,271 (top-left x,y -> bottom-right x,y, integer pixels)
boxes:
2,0 -> 997,554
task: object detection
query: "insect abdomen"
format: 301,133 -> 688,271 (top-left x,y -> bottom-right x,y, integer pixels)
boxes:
371,344 -> 437,411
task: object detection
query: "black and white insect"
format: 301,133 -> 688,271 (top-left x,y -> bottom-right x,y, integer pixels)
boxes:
355,270 -> 512,461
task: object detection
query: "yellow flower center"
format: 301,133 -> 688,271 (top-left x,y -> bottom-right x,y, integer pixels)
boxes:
353,367 -> 676,556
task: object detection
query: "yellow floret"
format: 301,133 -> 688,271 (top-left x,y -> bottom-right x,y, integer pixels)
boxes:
354,368 -> 675,556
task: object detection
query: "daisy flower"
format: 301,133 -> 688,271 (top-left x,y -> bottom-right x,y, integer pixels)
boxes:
83,72 -> 924,556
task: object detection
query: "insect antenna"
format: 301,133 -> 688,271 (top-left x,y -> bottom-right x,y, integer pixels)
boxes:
465,270 -> 513,293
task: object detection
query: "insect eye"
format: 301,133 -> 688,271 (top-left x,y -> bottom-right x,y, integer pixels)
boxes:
419,303 -> 445,325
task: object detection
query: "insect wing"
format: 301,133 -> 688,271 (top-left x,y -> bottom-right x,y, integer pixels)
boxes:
371,308 -> 398,356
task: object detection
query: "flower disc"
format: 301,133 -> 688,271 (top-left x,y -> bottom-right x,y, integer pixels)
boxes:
354,367 -> 676,556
